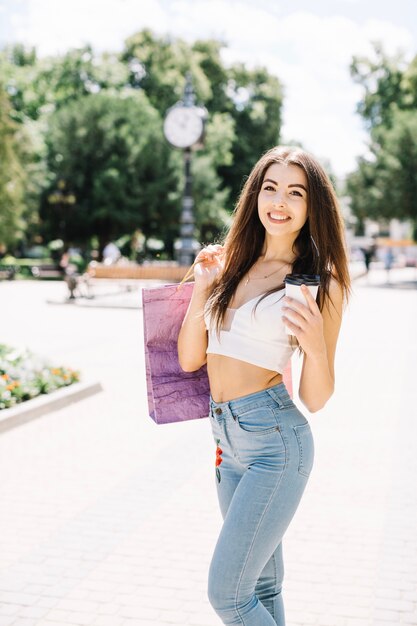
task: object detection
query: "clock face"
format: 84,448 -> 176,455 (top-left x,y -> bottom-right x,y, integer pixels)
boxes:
164,106 -> 204,148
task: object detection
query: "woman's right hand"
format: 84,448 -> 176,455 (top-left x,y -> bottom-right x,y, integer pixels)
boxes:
193,244 -> 225,291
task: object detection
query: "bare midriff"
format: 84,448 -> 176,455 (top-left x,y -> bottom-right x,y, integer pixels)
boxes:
204,262 -> 292,403
207,353 -> 283,403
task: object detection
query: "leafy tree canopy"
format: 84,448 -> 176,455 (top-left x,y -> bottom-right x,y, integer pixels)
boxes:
347,43 -> 417,237
41,90 -> 176,249
350,43 -> 408,131
0,85 -> 25,247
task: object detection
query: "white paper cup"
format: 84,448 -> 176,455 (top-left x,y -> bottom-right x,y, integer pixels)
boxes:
284,275 -> 320,335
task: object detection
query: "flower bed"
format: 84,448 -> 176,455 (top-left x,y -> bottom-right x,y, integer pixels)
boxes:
0,344 -> 80,410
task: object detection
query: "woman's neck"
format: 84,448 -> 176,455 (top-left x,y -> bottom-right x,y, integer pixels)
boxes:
260,234 -> 297,264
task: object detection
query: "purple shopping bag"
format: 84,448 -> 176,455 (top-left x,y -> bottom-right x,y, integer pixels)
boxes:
142,281 -> 210,424
142,278 -> 293,425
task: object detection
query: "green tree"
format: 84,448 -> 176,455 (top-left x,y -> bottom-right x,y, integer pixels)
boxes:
122,29 -> 213,116
0,85 -> 25,247
219,64 -> 283,201
347,44 -> 417,238
1,44 -> 130,123
191,111 -> 235,242
347,112 -> 417,238
41,90 -> 178,251
371,111 -> 417,229
350,43 -> 408,131
401,55 -> 417,108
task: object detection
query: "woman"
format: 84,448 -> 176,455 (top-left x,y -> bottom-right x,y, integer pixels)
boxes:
177,146 -> 351,625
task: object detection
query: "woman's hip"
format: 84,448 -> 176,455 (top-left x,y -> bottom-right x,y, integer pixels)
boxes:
209,383 -> 314,479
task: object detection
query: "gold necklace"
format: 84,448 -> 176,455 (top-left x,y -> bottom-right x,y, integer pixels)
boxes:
244,261 -> 288,286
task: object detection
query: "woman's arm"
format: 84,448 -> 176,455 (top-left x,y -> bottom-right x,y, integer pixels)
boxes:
177,243 -> 225,372
282,277 -> 344,413
177,285 -> 210,372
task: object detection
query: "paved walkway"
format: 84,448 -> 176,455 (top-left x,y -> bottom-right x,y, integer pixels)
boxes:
0,271 -> 416,626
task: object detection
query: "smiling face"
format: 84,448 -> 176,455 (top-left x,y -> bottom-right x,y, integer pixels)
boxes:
257,163 -> 308,242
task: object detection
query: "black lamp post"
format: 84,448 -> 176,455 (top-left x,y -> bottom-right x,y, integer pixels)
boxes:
163,73 -> 208,266
47,179 -> 76,241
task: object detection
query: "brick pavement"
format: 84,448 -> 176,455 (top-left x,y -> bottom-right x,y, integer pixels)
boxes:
0,274 -> 416,626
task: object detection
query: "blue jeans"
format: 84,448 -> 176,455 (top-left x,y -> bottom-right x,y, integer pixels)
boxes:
207,382 -> 314,625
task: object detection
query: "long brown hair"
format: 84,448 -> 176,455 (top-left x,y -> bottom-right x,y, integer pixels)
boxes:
205,145 -> 351,349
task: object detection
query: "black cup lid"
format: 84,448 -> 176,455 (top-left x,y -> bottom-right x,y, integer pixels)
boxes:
284,274 -> 320,286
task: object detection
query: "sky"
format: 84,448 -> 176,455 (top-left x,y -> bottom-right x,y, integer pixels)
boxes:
1,0 -> 416,178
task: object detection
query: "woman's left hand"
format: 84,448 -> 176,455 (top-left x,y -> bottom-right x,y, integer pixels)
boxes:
281,285 -> 327,356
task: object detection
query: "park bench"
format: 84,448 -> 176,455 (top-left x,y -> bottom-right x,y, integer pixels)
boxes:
86,263 -> 190,281
30,264 -> 63,279
0,263 -> 63,280
65,262 -> 192,299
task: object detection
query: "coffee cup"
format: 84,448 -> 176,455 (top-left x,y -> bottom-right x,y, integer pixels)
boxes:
283,274 -> 321,335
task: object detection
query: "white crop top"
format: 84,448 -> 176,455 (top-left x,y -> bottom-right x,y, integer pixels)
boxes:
203,291 -> 296,373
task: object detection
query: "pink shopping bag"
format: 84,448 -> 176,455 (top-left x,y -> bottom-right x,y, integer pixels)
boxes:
142,281 -> 210,424
142,279 -> 293,425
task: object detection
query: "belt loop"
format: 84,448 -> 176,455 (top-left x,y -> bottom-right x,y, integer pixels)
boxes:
265,386 -> 283,409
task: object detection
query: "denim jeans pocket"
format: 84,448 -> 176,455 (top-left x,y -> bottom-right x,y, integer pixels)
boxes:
293,422 -> 314,477
236,406 -> 280,436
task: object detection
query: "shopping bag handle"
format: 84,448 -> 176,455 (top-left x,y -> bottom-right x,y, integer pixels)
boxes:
176,260 -> 198,290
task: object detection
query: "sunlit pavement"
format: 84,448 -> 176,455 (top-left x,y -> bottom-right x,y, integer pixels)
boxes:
0,272 -> 416,626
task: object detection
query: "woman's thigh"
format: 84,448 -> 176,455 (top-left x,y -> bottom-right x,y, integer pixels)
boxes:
208,448 -> 309,602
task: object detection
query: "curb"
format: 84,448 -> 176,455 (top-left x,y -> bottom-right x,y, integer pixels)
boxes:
0,380 -> 103,434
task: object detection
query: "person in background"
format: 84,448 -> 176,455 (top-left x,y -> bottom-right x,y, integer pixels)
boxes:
102,241 -> 121,265
361,240 -> 377,273
384,247 -> 395,282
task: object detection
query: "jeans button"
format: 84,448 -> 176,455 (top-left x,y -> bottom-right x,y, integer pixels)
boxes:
215,407 -> 222,415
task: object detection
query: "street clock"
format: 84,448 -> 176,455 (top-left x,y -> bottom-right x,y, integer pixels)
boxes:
163,104 -> 205,149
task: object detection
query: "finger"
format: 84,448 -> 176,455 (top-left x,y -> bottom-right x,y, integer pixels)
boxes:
282,299 -> 311,321
281,308 -> 306,329
202,245 -> 223,256
282,315 -> 301,335
300,284 -> 320,313
194,255 -> 207,265
196,247 -> 218,261
207,251 -> 224,263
